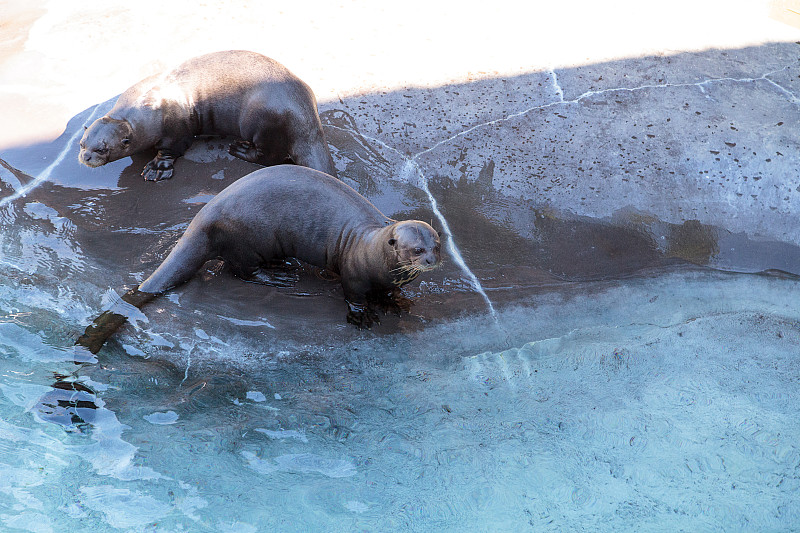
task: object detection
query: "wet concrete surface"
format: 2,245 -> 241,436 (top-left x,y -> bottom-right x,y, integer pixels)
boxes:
1,38 -> 800,358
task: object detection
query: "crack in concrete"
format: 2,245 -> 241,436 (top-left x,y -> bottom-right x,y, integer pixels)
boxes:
576,68 -> 793,101
324,123 -> 500,319
762,76 -> 800,104
550,69 -> 565,103
400,159 -> 498,320
329,63 -> 798,318
414,65 -> 796,160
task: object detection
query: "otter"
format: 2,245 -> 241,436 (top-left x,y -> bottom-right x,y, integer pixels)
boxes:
77,165 -> 441,353
78,50 -> 336,180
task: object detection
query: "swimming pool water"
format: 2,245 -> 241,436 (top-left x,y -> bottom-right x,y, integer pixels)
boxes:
1,264 -> 798,531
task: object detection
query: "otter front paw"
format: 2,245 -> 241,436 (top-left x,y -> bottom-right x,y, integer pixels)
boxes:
370,289 -> 414,316
345,301 -> 380,329
142,156 -> 175,181
228,140 -> 264,163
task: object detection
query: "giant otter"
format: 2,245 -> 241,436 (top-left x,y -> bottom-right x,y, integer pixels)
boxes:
77,165 -> 441,353
79,50 -> 336,180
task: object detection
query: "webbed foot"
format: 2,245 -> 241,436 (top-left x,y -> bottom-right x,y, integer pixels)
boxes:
228,140 -> 263,163
245,262 -> 301,288
346,301 -> 380,329
142,154 -> 175,181
369,289 -> 414,316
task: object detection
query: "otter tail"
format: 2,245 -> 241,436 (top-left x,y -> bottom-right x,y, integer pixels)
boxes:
139,229 -> 212,293
75,288 -> 158,354
286,116 -> 337,178
77,230 -> 212,354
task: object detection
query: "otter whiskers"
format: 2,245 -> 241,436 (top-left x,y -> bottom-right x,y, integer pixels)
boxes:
390,261 -> 440,286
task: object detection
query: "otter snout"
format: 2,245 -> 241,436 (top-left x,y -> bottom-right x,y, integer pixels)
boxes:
411,245 -> 440,272
421,251 -> 440,270
79,150 -> 103,168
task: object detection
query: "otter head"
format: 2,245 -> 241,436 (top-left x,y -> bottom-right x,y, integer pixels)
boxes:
386,220 -> 441,287
78,117 -> 134,168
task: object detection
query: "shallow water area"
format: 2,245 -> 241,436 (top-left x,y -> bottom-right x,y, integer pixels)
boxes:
1,266 -> 800,531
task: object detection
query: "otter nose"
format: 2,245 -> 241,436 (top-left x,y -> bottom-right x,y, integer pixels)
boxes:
83,153 -> 92,162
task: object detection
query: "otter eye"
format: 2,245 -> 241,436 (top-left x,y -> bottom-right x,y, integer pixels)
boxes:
121,138 -> 130,146
388,238 -> 396,246
96,147 -> 109,155
414,247 -> 425,255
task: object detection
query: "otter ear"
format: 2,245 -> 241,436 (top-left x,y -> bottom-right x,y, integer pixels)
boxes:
388,238 -> 396,246
121,138 -> 130,146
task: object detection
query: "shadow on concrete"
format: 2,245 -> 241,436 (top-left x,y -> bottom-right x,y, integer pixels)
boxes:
1,41 -> 799,350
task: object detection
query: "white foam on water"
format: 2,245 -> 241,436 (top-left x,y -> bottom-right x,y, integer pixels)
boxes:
143,411 -> 179,425
79,485 -> 172,529
218,315 -> 276,329
246,391 -> 267,402
255,428 -> 309,442
100,289 -> 149,326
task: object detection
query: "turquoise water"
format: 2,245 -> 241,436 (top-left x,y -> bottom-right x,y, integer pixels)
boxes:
2,251 -> 799,530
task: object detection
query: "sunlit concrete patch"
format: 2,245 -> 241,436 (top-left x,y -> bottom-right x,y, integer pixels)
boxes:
0,103 -> 103,208
2,0 -> 797,149
553,43 -> 800,100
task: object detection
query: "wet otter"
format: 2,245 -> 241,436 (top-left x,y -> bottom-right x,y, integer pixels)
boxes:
78,50 -> 336,180
77,165 -> 441,353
